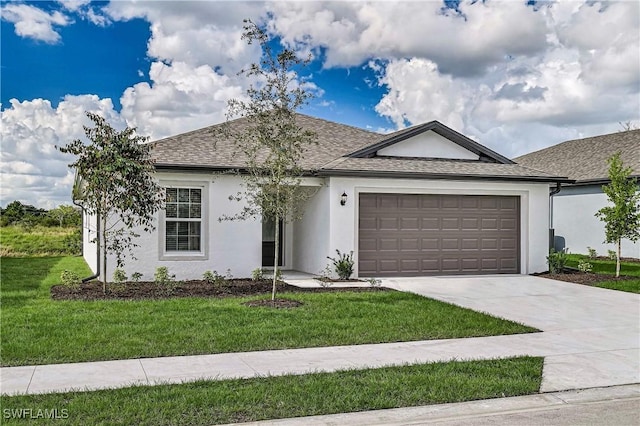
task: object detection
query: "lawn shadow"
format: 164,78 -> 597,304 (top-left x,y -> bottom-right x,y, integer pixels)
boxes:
1,257 -> 67,307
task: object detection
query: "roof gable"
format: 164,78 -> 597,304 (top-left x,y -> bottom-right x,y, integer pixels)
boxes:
348,121 -> 514,164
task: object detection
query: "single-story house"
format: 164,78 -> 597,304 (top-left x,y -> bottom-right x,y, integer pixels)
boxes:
515,129 -> 640,259
81,114 -> 570,281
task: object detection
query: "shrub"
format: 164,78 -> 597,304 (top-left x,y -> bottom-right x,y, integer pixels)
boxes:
577,260 -> 593,273
131,272 -> 143,282
367,277 -> 382,287
607,250 -> 617,261
251,268 -> 265,281
203,270 -> 226,286
327,250 -> 355,280
547,249 -> 567,274
318,264 -> 333,280
154,267 -> 173,285
587,247 -> 597,259
60,270 -> 81,290
112,269 -> 128,284
63,228 -> 82,255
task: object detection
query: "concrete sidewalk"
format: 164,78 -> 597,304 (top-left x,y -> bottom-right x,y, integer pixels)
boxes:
2,276 -> 639,396
231,384 -> 640,426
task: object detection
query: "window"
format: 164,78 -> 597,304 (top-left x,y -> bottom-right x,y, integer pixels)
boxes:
165,187 -> 202,252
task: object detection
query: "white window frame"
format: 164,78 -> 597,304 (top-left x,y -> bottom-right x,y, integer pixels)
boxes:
158,180 -> 209,261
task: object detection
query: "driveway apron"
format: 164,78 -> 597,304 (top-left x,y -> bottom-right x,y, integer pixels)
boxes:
381,275 -> 640,392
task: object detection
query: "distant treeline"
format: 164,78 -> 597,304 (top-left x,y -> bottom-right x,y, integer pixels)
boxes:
0,201 -> 81,228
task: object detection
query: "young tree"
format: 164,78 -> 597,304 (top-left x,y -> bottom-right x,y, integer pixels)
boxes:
222,20 -> 317,302
58,112 -> 164,292
595,153 -> 640,277
47,205 -> 81,227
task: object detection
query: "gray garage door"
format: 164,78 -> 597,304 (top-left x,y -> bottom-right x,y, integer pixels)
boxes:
359,194 -> 520,276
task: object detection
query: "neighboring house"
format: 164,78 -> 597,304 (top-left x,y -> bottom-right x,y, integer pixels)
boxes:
81,114 -> 569,281
516,130 -> 640,259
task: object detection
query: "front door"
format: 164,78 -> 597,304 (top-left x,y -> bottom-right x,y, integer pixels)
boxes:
262,217 -> 283,267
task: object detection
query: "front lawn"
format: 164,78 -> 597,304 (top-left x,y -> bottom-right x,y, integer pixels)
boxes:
1,257 -> 537,366
564,253 -> 640,293
0,357 -> 543,425
566,253 -> 640,277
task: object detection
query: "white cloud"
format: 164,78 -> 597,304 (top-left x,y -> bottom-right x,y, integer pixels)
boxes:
105,1 -> 264,74
267,1 -> 549,76
0,96 -> 123,207
1,3 -> 70,43
374,58 -> 467,131
119,61 -> 247,140
57,0 -> 90,12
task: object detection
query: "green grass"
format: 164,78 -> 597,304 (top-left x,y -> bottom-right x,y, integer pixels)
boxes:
1,257 -> 537,366
0,357 -> 543,425
566,254 -> 640,293
0,225 -> 77,257
566,253 -> 640,277
593,279 -> 640,293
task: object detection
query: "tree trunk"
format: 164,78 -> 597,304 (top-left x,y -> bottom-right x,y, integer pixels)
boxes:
272,214 -> 279,302
616,239 -> 621,278
101,214 -> 107,294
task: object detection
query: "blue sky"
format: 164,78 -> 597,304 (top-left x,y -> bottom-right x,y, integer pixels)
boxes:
1,1 -> 639,208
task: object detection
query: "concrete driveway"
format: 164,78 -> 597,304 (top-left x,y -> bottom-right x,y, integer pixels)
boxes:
381,275 -> 640,392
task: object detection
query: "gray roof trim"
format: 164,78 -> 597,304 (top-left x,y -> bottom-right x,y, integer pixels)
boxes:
347,121 -> 515,164
561,175 -> 640,187
316,168 -> 574,183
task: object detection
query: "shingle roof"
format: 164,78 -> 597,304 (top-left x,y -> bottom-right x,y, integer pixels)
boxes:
515,130 -> 640,183
151,113 -> 569,182
319,157 -> 565,182
150,114 -> 382,170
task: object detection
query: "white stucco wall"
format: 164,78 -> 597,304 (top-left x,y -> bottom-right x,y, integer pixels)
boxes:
292,185 -> 330,275
81,209 -> 98,274
103,172 -> 262,281
377,130 -> 480,160
554,191 -> 640,258
85,171 -> 554,281
327,177 -> 551,276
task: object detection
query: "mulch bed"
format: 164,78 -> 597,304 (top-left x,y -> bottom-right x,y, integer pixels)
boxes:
535,271 -> 636,286
50,279 -> 389,302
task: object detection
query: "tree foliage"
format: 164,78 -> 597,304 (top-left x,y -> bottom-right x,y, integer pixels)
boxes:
222,19 -> 317,301
58,112 -> 164,292
595,153 -> 640,277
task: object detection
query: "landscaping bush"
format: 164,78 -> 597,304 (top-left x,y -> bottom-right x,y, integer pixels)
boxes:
327,250 -> 355,280
60,270 -> 81,290
547,249 -> 567,273
251,268 -> 264,281
577,260 -> 593,273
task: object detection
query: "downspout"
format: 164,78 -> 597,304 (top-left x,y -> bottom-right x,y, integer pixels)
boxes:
72,199 -> 100,283
549,182 -> 562,251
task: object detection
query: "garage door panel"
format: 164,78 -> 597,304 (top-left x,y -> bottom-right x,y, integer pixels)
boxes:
442,218 -> 460,230
421,238 -> 439,250
359,238 -> 377,251
379,238 -> 398,251
401,238 -> 420,250
400,217 -> 419,230
359,194 -> 520,276
359,217 -> 377,231
421,217 -> 439,230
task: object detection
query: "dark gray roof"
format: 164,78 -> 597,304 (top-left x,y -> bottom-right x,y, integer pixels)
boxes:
319,157 -> 566,182
151,113 -> 569,182
515,130 -> 640,183
151,114 -> 382,171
